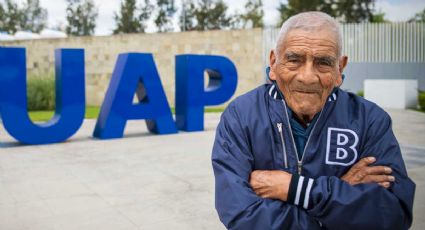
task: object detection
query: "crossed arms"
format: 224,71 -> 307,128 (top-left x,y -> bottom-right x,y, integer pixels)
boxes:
212,105 -> 415,230
250,156 -> 393,203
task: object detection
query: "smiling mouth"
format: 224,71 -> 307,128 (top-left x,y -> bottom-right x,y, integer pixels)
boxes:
294,90 -> 319,94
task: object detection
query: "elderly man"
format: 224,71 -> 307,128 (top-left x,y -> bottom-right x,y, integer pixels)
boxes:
212,12 -> 415,230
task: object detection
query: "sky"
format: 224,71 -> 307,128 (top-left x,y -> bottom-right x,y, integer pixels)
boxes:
11,0 -> 425,36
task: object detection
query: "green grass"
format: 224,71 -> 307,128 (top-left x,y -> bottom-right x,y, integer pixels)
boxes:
29,106 -> 225,122
204,107 -> 225,113
29,106 -> 101,122
419,91 -> 425,110
169,107 -> 225,113
28,110 -> 55,122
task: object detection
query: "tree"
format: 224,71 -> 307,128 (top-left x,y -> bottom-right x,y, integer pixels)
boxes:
334,0 -> 374,23
0,0 -> 47,34
114,0 -> 153,34
408,8 -> 425,23
0,3 -> 7,32
20,0 -> 48,33
277,0 -> 376,25
66,0 -> 98,36
370,10 -> 389,23
179,0 -> 197,31
155,0 -> 176,32
0,0 -> 23,34
178,0 -> 237,31
195,0 -> 232,30
240,0 -> 264,28
277,0 -> 320,25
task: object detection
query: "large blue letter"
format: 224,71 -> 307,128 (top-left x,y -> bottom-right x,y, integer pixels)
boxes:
93,53 -> 177,139
0,48 -> 85,144
175,55 -> 237,131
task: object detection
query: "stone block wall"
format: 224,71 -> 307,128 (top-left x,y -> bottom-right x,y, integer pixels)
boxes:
1,29 -> 265,107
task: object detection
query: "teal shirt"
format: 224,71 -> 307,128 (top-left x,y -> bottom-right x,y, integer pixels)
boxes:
287,108 -> 319,160
270,78 -> 334,160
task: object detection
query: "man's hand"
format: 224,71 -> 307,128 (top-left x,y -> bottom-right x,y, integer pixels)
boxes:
341,157 -> 394,188
249,170 -> 292,201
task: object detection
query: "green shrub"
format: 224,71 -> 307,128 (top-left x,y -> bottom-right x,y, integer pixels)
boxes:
357,90 -> 364,97
419,90 -> 425,110
27,75 -> 55,111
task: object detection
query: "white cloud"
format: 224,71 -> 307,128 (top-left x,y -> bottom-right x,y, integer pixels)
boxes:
40,0 -> 67,29
375,0 -> 425,21
94,0 -> 121,35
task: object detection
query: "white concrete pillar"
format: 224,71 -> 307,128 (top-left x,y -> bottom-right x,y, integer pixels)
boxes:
364,79 -> 418,109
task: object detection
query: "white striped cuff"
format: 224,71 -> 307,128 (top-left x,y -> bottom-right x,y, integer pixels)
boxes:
287,174 -> 315,209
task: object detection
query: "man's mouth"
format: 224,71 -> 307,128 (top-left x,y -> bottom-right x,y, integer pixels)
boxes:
293,90 -> 319,94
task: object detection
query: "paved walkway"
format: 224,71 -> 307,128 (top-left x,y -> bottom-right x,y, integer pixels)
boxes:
0,109 -> 424,230
387,109 -> 425,229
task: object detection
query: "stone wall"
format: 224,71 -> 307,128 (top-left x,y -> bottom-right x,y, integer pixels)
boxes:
0,29 -> 264,107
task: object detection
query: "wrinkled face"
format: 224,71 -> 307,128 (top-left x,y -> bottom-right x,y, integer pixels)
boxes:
269,28 -> 348,122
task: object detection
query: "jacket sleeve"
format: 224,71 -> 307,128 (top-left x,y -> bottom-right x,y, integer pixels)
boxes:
291,109 -> 415,230
211,104 -> 321,230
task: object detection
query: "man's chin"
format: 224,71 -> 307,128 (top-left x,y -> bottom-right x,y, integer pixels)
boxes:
290,104 -> 321,119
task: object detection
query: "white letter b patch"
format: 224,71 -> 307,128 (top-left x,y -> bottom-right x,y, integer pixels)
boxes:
326,128 -> 359,166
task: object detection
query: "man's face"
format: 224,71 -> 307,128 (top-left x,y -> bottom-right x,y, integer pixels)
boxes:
269,28 -> 348,122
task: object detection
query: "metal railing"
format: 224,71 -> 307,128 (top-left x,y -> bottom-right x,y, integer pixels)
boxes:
263,22 -> 425,65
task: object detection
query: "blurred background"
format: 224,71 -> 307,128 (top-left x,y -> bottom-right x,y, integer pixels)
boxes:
1,0 -> 424,35
0,0 -> 424,117
0,1 -> 424,230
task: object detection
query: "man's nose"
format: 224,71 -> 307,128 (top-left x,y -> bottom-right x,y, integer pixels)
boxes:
297,61 -> 318,85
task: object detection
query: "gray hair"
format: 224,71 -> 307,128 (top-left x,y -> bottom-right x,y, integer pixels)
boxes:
275,11 -> 343,58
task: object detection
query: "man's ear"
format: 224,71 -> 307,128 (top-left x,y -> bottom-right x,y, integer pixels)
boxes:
269,50 -> 277,81
338,56 -> 348,75
336,56 -> 348,86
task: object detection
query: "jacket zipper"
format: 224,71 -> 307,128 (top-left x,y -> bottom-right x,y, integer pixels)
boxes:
281,100 -> 326,175
277,123 -> 288,169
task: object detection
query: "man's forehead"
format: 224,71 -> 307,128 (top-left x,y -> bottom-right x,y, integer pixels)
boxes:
286,28 -> 338,42
283,49 -> 336,58
281,29 -> 339,56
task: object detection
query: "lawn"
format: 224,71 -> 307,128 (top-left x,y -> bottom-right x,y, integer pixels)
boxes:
29,106 -> 224,122
414,108 -> 425,113
29,106 -> 101,122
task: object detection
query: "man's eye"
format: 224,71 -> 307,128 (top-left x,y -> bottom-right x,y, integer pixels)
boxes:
317,60 -> 332,66
288,59 -> 300,63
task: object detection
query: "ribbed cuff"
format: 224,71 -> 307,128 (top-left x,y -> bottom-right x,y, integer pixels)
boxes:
287,174 -> 315,209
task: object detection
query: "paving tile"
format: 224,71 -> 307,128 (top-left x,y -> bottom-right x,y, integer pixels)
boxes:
0,200 -> 53,230
22,208 -> 139,230
43,194 -> 111,216
0,112 -> 424,229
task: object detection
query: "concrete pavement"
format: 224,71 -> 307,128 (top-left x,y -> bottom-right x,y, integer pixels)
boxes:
387,109 -> 425,229
0,109 -> 424,230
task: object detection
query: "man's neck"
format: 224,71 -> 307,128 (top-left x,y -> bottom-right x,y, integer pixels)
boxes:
292,113 -> 312,128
